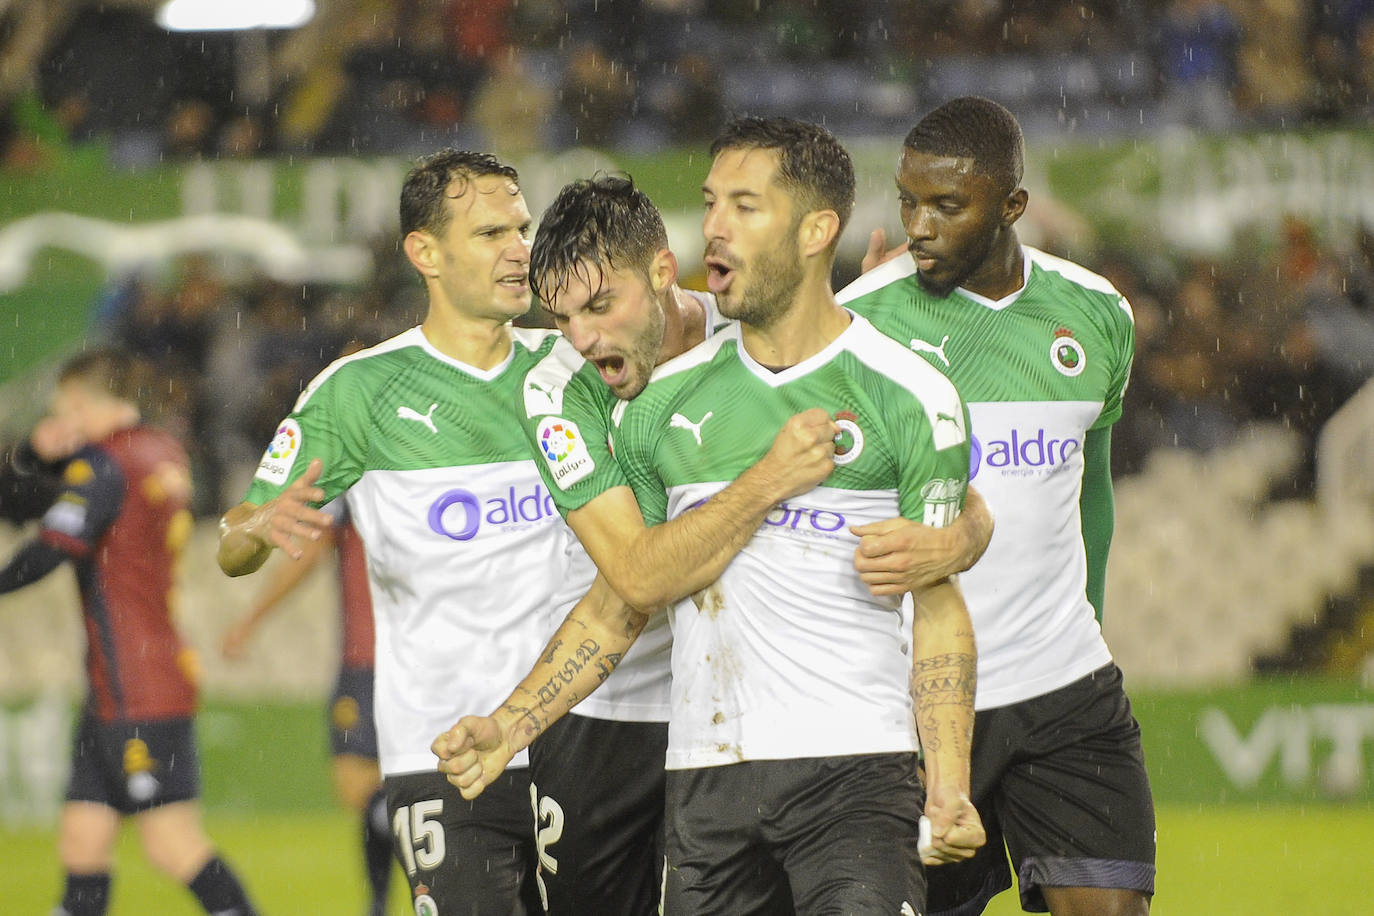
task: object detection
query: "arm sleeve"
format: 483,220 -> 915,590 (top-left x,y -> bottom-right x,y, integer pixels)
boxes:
243,367 -> 368,506
1079,426 -> 1114,622
519,368 -> 629,517
896,396 -> 972,529
0,440 -> 64,523
0,540 -> 67,593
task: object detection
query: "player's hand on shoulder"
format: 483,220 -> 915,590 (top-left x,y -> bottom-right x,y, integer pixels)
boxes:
861,228 -> 909,275
432,715 -> 511,801
921,785 -> 985,866
760,408 -> 836,501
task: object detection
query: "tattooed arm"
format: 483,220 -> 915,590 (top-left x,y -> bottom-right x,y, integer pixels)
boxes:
909,576 -> 984,865
431,573 -> 650,799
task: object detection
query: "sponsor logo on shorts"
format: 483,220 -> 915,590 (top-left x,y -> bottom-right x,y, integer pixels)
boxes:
254,418 -> 302,485
1050,326 -> 1086,377
427,484 -> 558,541
833,411 -> 864,466
123,738 -> 161,803
413,886 -> 438,916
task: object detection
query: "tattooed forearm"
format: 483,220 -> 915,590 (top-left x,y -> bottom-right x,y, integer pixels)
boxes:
910,652 -> 976,756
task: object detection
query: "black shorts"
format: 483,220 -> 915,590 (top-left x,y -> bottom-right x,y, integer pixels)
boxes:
527,712 -> 668,916
928,663 -> 1157,915
664,753 -> 925,916
328,665 -> 378,760
384,768 -> 541,915
65,710 -> 200,815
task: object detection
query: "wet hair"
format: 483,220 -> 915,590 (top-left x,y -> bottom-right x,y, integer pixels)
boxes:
530,174 -> 669,307
399,149 -> 520,238
903,96 -> 1024,195
58,347 -> 146,405
709,117 -> 855,236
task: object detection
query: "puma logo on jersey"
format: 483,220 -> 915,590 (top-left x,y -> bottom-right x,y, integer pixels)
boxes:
397,403 -> 439,433
910,334 -> 951,366
670,411 -> 714,446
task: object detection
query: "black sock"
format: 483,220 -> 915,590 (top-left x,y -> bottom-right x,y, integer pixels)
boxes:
56,872 -> 111,916
186,855 -> 259,916
363,786 -> 393,913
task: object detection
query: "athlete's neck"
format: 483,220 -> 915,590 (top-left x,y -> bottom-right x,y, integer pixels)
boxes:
960,233 -> 1025,301
657,285 -> 708,365
420,308 -> 513,370
739,275 -> 850,369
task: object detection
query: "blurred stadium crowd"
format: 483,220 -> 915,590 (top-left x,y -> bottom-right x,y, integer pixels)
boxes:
0,0 -> 1372,679
0,0 -> 1373,164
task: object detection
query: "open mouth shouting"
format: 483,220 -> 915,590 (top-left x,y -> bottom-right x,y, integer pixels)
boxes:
590,353 -> 628,389
498,271 -> 530,295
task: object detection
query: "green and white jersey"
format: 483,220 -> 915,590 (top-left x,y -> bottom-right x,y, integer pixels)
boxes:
612,314 -> 970,770
838,246 -> 1135,710
246,326 -> 591,776
517,291 -> 721,723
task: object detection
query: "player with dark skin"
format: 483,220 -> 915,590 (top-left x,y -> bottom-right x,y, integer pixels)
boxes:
849,98 -> 1152,916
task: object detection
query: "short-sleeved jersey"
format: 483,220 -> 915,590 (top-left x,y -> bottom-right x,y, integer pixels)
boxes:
838,247 -> 1135,710
245,326 -> 593,776
516,291 -> 721,723
612,314 -> 970,769
38,426 -> 196,721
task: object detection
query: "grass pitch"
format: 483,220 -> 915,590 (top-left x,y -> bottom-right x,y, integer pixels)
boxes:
2,803 -> 1372,914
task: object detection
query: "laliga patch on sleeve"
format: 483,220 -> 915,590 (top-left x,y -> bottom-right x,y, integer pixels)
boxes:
43,495 -> 88,537
254,418 -> 303,486
536,416 -> 594,490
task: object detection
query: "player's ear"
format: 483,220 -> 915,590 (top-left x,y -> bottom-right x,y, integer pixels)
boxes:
648,247 -> 678,294
403,230 -> 440,278
1002,188 -> 1028,228
800,209 -> 840,258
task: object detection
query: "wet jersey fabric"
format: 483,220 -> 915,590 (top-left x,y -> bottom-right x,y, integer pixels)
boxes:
838,246 -> 1135,710
516,291 -> 721,723
39,426 -> 196,721
246,326 -> 591,775
612,314 -> 970,769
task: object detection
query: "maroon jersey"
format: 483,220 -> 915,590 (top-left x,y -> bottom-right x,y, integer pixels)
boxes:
38,425 -> 196,721
335,513 -> 375,670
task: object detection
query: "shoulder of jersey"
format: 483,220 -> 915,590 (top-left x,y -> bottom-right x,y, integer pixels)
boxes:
1025,246 -> 1134,324
291,326 -> 429,412
845,315 -> 966,445
835,251 -> 917,305
645,319 -> 739,387
511,325 -> 562,355
521,334 -> 590,418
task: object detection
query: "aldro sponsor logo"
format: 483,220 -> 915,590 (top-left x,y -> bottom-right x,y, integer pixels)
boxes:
969,428 -> 1081,480
687,496 -> 848,539
427,485 -> 557,541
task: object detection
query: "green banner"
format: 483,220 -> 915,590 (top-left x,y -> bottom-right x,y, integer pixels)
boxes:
3,679 -> 1371,825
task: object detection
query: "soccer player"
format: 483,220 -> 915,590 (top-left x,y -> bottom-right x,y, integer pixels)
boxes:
837,96 -> 1156,916
0,348 -> 260,916
215,148 -> 836,914
505,173 -> 995,914
216,149 -> 562,913
437,118 -> 985,915
221,497 -> 391,916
